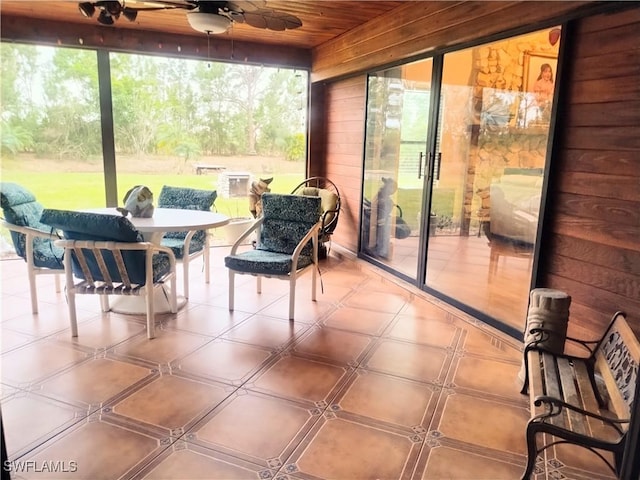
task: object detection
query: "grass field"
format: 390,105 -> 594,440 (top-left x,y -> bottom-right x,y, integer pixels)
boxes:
1,153 -> 306,217
1,153 -> 455,246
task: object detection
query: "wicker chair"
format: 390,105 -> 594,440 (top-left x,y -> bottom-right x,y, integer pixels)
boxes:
291,177 -> 340,258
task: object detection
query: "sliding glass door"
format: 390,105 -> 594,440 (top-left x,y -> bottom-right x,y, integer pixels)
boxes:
362,58 -> 433,279
361,27 -> 560,335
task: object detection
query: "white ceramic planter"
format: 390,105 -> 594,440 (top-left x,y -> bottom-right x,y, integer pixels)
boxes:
223,217 -> 254,245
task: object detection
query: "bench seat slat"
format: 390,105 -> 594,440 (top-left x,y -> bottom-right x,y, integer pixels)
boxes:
542,352 -> 567,429
557,357 -> 588,436
528,350 -> 544,412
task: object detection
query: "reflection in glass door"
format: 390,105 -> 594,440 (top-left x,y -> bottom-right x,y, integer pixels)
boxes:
361,27 -> 560,336
361,58 -> 433,279
424,29 -> 559,333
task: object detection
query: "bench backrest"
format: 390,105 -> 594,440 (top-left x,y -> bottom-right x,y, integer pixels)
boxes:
594,311 -> 640,421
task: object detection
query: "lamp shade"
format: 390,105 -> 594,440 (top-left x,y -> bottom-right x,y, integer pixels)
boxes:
187,12 -> 232,34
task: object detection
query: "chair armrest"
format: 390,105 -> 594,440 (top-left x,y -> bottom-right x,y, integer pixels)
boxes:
291,222 -> 321,269
1,219 -> 60,241
56,239 -> 175,257
230,218 -> 261,255
54,239 -> 177,282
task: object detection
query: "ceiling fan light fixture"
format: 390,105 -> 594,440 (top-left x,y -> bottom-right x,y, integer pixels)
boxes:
78,2 -> 95,18
187,12 -> 232,34
97,10 -> 115,25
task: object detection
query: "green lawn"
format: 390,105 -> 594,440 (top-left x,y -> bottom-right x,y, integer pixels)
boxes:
0,171 -> 304,217
2,161 -> 455,242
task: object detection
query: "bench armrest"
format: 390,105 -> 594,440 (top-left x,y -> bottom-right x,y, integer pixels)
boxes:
565,335 -> 599,354
526,326 -> 598,356
534,395 -> 629,433
523,341 -> 590,363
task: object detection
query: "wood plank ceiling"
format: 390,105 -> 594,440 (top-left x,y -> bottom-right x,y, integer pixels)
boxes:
0,1 -> 405,50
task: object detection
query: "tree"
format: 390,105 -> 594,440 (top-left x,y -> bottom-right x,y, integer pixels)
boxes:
1,44 -> 42,155
40,47 -> 102,159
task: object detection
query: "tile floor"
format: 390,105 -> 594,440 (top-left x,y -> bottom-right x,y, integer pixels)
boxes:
1,245 -> 616,479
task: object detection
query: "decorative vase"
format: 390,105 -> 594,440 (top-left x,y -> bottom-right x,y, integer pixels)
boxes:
223,217 -> 254,245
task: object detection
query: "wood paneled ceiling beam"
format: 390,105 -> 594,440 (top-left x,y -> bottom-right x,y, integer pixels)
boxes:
311,1 -> 620,82
0,15 -> 311,69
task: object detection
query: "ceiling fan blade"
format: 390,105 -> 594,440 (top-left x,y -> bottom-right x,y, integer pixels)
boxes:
242,11 -> 268,29
243,10 -> 302,31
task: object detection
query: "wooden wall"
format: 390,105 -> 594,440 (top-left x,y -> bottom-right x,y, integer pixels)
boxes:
311,4 -> 640,339
310,77 -> 367,253
539,8 -> 640,339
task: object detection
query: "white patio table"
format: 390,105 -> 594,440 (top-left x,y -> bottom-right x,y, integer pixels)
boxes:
83,207 -> 230,314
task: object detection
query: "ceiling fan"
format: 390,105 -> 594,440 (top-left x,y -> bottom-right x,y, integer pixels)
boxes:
77,1 -> 303,34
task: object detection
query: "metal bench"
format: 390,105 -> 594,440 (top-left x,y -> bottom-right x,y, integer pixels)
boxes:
520,311 -> 639,479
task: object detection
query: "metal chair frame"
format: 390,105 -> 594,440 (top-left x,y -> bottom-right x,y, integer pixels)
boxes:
55,239 -> 177,339
0,219 -> 62,313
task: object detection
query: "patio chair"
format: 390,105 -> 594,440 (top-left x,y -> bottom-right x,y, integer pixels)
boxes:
40,209 -> 177,339
291,177 -> 340,258
0,182 -> 63,313
157,185 -> 217,298
225,193 -> 322,320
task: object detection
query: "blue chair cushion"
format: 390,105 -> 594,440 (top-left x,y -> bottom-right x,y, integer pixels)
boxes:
224,194 -> 320,277
161,235 -> 206,258
158,185 -> 217,211
258,194 -> 321,256
158,186 -> 216,257
225,249 -> 313,275
0,182 -> 64,268
31,238 -> 65,269
40,209 -> 171,285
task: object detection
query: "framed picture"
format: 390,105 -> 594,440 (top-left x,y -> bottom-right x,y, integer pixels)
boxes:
523,52 -> 557,92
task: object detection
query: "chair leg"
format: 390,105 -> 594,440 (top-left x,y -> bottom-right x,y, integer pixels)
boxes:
228,270 -> 235,312
26,238 -> 38,314
289,277 -> 296,320
169,273 -> 178,314
54,273 -> 61,293
62,253 -> 77,335
183,256 -> 190,299
68,290 -> 78,337
146,288 -> 155,339
311,263 -> 317,302
100,295 -> 110,312
204,237 -> 210,285
28,266 -> 38,314
257,275 -> 262,294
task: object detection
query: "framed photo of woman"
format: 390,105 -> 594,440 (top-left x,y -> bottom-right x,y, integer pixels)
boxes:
523,52 -> 558,96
